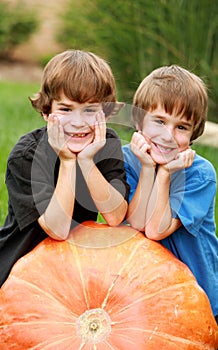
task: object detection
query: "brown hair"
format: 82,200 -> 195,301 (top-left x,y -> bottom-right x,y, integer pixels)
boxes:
132,65 -> 208,141
30,50 -> 117,116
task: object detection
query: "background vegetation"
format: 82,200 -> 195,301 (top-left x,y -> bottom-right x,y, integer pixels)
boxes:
0,0 -> 39,59
57,0 -> 218,122
0,81 -> 43,224
1,0 -> 218,123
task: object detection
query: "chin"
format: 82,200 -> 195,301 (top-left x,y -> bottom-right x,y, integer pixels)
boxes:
67,145 -> 87,153
67,141 -> 92,154
151,152 -> 177,165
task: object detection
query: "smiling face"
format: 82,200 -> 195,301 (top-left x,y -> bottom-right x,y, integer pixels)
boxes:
50,94 -> 103,153
140,105 -> 194,164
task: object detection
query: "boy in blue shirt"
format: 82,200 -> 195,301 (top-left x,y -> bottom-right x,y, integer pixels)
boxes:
123,65 -> 218,323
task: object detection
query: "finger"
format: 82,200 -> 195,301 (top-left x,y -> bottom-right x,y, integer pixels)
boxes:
47,114 -> 58,142
131,133 -> 142,146
95,111 -> 106,141
132,136 -> 148,151
183,149 -> 195,167
47,114 -> 66,153
53,118 -> 62,145
140,143 -> 151,153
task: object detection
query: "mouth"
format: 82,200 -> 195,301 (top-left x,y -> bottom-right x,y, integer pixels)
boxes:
65,132 -> 90,138
153,142 -> 177,154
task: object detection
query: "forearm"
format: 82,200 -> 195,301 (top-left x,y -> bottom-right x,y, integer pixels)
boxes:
145,167 -> 181,240
127,166 -> 155,231
79,159 -> 127,226
38,160 -> 76,240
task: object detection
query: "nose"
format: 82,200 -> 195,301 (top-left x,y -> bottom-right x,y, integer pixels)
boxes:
161,125 -> 176,143
66,111 -> 86,127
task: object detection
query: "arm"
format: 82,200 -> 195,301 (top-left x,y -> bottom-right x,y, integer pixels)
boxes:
126,132 -> 156,231
78,159 -> 127,226
38,160 -> 76,240
145,149 -> 195,240
38,115 -> 77,240
77,113 -> 127,226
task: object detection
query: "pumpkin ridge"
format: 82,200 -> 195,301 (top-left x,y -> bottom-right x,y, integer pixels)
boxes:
112,279 -> 200,316
141,328 -> 215,350
69,242 -> 90,310
29,334 -> 79,350
3,276 -> 79,319
107,333 -> 136,347
101,239 -> 144,310
109,326 -> 213,350
1,330 -> 77,350
103,340 -> 120,350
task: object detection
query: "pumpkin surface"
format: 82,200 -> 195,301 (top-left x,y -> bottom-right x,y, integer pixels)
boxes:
0,221 -> 217,350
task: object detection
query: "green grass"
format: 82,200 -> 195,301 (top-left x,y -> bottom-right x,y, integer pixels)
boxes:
0,81 -> 217,236
0,81 -> 43,224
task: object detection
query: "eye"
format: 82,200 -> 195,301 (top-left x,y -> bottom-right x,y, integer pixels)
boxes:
84,108 -> 98,113
85,108 -> 95,113
59,107 -> 71,112
155,119 -> 165,125
177,125 -> 187,130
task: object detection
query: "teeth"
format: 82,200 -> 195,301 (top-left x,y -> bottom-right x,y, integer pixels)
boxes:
75,133 -> 86,137
159,146 -> 172,151
156,144 -> 173,152
69,133 -> 86,137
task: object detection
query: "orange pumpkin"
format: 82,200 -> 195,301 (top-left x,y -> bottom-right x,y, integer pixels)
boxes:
0,221 -> 217,349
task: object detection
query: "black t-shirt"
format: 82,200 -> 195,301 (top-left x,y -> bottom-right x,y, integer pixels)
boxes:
0,126 -> 129,285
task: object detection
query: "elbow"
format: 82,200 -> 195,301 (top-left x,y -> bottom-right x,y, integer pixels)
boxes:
102,200 -> 128,227
145,231 -> 161,241
101,200 -> 128,227
104,215 -> 124,227
44,228 -> 69,241
53,232 -> 69,241
126,209 -> 145,232
145,223 -> 167,241
127,217 -> 145,232
38,216 -> 69,240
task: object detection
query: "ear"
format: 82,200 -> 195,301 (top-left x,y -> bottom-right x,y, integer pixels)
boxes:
134,121 -> 140,131
42,113 -> 49,122
110,102 -> 126,116
103,102 -> 125,117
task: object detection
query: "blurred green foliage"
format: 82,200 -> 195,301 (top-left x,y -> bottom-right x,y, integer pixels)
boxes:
0,0 -> 39,58
57,0 -> 218,122
0,81 -> 42,225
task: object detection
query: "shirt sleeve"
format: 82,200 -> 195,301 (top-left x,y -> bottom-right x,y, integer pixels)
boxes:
170,156 -> 217,236
6,137 -> 57,231
122,144 -> 141,202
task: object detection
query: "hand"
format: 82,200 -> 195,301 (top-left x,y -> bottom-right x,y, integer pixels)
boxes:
161,148 -> 196,174
47,114 -> 76,161
130,131 -> 156,167
77,111 -> 106,161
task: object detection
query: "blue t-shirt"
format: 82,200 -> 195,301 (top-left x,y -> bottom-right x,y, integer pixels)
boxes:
123,144 -> 218,317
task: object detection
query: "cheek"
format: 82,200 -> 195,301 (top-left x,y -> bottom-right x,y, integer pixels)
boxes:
176,134 -> 191,151
141,124 -> 155,140
84,114 -> 97,125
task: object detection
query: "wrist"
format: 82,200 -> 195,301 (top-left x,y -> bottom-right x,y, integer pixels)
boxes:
60,157 -> 76,169
157,165 -> 171,183
141,164 -> 155,175
77,157 -> 94,170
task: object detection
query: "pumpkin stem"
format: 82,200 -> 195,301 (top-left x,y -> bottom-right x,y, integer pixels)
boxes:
76,308 -> 111,344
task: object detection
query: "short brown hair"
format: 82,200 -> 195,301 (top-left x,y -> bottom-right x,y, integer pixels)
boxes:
30,50 -> 117,116
132,65 -> 208,141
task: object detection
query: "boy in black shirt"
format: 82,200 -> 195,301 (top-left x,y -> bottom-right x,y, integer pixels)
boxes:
0,50 -> 129,285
